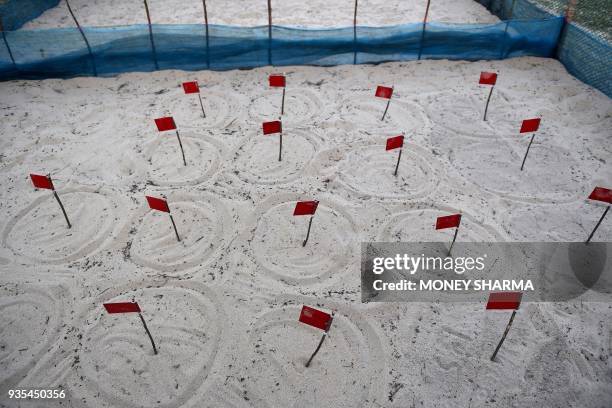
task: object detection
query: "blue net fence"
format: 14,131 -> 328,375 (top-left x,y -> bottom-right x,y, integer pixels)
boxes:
0,0 -> 609,98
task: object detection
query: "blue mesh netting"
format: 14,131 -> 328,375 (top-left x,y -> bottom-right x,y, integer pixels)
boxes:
0,19 -> 564,80
477,0 -> 611,98
0,0 -> 59,31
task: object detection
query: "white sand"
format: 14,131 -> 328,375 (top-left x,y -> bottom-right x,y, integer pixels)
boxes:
22,0 -> 499,30
0,55 -> 611,407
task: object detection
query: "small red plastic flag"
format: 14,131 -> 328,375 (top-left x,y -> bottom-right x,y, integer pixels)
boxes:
182,81 -> 200,94
479,72 -> 497,85
146,196 -> 170,213
436,214 -> 462,230
104,302 -> 141,314
269,74 -> 286,87
386,135 -> 404,151
486,292 -> 522,310
294,201 -> 319,216
299,305 -> 332,331
154,117 -> 177,132
520,118 -> 540,133
588,187 -> 612,204
30,173 -> 54,190
262,121 -> 282,135
375,85 -> 393,99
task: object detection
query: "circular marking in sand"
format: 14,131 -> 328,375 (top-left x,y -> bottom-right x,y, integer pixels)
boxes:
248,88 -> 324,127
0,285 -> 63,388
249,197 -> 357,285
129,195 -> 228,273
3,189 -> 119,264
77,285 -> 222,408
451,141 -> 587,203
338,96 -> 428,133
378,207 -> 504,242
144,134 -> 224,186
169,90 -> 240,129
233,129 -> 319,185
337,143 -> 441,200
243,303 -> 385,407
426,91 -> 522,138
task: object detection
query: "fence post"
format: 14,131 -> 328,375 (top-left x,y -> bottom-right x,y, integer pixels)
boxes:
353,0 -> 358,64
143,0 -> 159,70
417,0 -> 431,60
267,0 -> 272,65
0,15 -> 17,71
65,0 -> 97,76
499,0 -> 516,59
202,0 -> 210,68
565,0 -> 577,22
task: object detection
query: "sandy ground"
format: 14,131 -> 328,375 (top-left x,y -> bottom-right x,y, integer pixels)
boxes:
0,55 -> 611,407
21,0 -> 500,29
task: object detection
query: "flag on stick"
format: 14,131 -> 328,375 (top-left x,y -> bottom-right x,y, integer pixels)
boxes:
103,301 -> 158,355
146,195 -> 180,242
262,120 -> 283,162
30,173 -> 71,228
486,292 -> 522,361
154,116 -> 186,166
519,118 -> 540,171
386,135 -> 404,176
294,200 -> 319,246
436,213 -> 461,256
182,81 -> 206,118
375,85 -> 393,121
269,74 -> 286,115
299,305 -> 333,367
479,72 -> 497,121
585,187 -> 611,244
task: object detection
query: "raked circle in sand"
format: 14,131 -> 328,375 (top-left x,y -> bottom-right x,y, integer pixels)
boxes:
129,194 -> 229,273
74,284 -> 223,408
167,89 -> 240,130
249,196 -> 357,285
248,88 -> 324,127
3,188 -> 122,264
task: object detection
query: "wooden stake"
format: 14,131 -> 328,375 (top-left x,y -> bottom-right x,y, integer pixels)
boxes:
302,215 -> 314,247
393,148 -> 403,176
267,0 -> 272,65
198,93 -> 206,118
417,0 -> 431,60
169,214 -> 181,242
138,312 -> 158,355
490,309 -> 517,361
0,16 -> 17,71
143,0 -> 159,70
202,0 -> 210,68
448,226 -> 459,256
65,0 -> 97,76
353,0 -> 358,65
483,85 -> 494,121
520,133 -> 536,171
586,206 -> 609,245
175,130 -> 187,166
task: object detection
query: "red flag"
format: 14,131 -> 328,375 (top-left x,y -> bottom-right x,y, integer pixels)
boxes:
146,196 -> 170,213
294,200 -> 319,216
386,135 -> 404,151
299,305 -> 332,331
479,72 -> 497,85
269,74 -> 286,87
154,117 -> 177,132
486,292 -> 522,310
520,118 -> 540,133
375,85 -> 393,99
588,187 -> 612,204
436,214 -> 461,230
262,121 -> 282,135
104,302 -> 141,314
182,81 -> 200,94
30,173 -> 54,190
